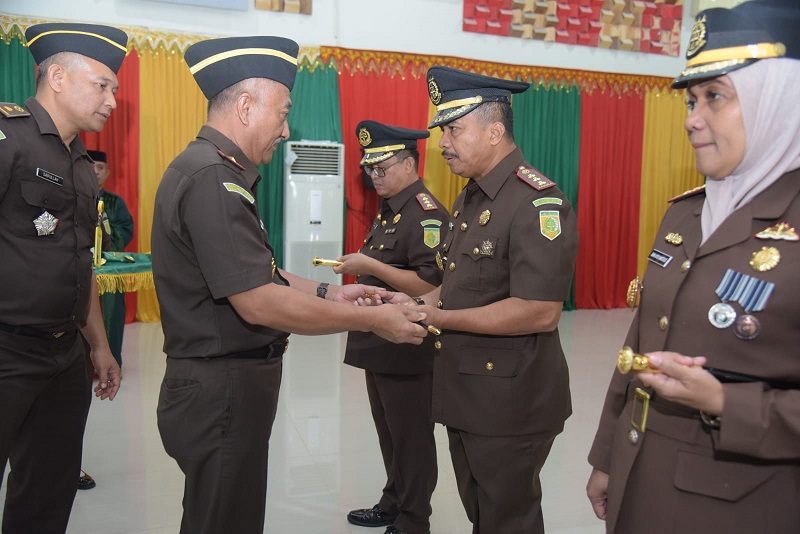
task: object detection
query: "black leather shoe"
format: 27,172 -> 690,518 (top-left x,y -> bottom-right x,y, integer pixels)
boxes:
384,527 -> 431,534
78,471 -> 96,490
347,504 -> 396,527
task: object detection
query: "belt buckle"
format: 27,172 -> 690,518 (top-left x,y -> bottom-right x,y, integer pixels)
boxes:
630,387 -> 651,433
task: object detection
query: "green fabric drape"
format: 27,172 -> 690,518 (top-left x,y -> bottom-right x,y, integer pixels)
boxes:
0,35 -> 35,104
257,64 -> 342,267
513,82 -> 582,310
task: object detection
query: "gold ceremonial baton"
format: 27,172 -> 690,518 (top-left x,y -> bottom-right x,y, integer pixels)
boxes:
312,256 -> 342,267
93,200 -> 104,267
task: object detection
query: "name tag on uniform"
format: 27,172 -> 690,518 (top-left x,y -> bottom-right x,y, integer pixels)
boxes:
36,168 -> 63,186
385,228 -> 396,234
647,249 -> 673,268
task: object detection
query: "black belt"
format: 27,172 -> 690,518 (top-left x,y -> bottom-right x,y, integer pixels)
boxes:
227,340 -> 288,360
0,322 -> 70,340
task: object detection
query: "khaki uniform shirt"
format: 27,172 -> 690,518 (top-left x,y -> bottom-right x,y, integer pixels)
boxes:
344,179 -> 448,374
433,147 -> 579,436
152,126 -> 289,359
589,170 -> 800,533
0,98 -> 97,331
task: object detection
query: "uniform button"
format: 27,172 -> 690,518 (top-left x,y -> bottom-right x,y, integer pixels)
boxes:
659,316 -> 669,330
449,262 -> 455,271
486,362 -> 494,371
379,244 -> 384,250
437,300 -> 443,309
473,247 -> 479,255
74,222 -> 79,227
370,246 -> 374,250
628,429 -> 639,444
460,222 -> 468,231
381,220 -> 387,226
443,243 -> 448,252
363,239 -> 367,244
680,260 -> 691,273
434,340 -> 442,349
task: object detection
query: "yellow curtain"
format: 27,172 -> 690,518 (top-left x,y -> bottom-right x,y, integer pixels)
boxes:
136,49 -> 207,322
637,88 -> 704,277
422,101 -> 467,213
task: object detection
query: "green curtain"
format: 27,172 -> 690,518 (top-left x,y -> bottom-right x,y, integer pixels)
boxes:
0,36 -> 35,104
513,81 -> 581,310
257,63 -> 342,267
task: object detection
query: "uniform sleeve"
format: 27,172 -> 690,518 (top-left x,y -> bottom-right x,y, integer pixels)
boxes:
181,166 -> 272,299
409,208 -> 448,287
509,190 -> 579,301
110,197 -> 134,251
0,120 -> 20,202
715,382 -> 800,461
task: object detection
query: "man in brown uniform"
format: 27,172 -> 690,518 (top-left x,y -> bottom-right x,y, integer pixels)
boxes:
390,67 -> 579,533
0,23 -> 125,532
338,121 -> 448,534
151,37 -> 428,534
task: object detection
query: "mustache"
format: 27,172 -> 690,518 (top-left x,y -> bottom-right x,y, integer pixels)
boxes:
441,151 -> 458,159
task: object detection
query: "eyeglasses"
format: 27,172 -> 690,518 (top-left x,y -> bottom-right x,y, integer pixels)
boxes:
365,157 -> 407,178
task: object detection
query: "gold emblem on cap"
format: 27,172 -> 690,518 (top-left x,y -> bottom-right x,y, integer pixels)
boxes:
358,127 -> 372,147
626,276 -> 642,309
665,232 -> 683,246
479,210 -> 491,226
428,75 -> 442,105
687,14 -> 707,57
749,246 -> 780,272
755,222 -> 799,241
393,213 -> 401,224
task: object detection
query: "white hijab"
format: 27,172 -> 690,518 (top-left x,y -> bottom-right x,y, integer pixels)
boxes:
701,58 -> 800,243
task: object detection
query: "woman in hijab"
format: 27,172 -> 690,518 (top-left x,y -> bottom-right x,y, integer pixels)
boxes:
585,1 -> 800,532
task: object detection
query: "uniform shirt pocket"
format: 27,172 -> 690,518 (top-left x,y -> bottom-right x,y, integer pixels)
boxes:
674,448 -> 778,501
21,179 -> 66,211
458,347 -> 521,377
457,236 -> 499,292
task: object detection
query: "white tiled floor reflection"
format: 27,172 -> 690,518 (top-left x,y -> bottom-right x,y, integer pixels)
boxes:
1,309 -> 634,533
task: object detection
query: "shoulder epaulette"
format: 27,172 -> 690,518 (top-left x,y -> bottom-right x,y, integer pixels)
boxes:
416,192 -> 438,211
516,165 -> 555,190
668,184 -> 706,203
217,149 -> 246,171
0,102 -> 30,118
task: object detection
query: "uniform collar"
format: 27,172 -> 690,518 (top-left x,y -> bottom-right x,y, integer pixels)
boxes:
25,97 -> 90,161
196,125 -> 261,188
472,146 -> 524,201
385,177 -> 425,214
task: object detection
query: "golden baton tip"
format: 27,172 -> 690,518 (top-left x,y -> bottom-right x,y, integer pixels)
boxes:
312,256 -> 342,267
616,346 -> 662,375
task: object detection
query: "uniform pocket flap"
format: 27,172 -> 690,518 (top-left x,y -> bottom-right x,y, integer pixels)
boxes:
674,449 -> 777,502
458,348 -> 521,377
21,180 -> 65,211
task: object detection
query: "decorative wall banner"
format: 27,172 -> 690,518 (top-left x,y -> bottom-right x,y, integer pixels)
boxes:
254,0 -> 312,14
463,0 -> 682,57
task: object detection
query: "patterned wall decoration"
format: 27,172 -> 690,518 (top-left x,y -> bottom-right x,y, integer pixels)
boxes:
254,0 -> 312,14
463,0 -> 683,56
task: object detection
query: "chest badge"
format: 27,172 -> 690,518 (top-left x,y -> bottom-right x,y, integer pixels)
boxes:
478,210 -> 491,226
34,210 -> 59,236
436,250 -> 444,271
749,246 -> 780,272
479,239 -> 495,257
665,232 -> 683,246
755,222 -> 798,241
626,276 -> 642,309
393,213 -> 401,224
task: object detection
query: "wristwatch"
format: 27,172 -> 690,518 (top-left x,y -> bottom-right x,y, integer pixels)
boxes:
316,282 -> 329,299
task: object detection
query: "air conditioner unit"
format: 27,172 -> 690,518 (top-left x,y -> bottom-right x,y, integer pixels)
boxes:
283,141 -> 345,286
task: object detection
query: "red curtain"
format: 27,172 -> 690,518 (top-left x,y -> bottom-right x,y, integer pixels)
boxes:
82,51 -> 141,322
337,65 -> 431,283
575,90 -> 644,308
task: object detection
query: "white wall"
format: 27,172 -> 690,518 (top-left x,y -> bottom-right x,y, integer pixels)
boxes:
1,0 -> 695,78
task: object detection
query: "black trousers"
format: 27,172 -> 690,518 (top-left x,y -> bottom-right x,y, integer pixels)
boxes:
447,426 -> 560,534
0,330 -> 90,533
157,355 -> 282,534
366,371 -> 438,534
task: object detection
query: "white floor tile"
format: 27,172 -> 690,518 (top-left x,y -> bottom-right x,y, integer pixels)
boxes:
0,310 -> 631,533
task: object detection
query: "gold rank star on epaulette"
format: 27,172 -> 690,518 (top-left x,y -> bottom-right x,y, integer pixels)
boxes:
516,166 -> 555,190
668,184 -> 706,203
217,149 -> 246,171
0,102 -> 31,118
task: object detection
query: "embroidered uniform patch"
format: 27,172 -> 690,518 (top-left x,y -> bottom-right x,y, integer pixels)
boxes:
416,193 -> 438,211
223,182 -> 255,204
517,166 -> 555,190
421,219 -> 442,248
539,210 -> 561,240
533,197 -> 562,207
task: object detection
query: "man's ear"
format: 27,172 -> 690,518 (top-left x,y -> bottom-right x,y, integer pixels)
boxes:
488,121 -> 505,146
235,92 -> 253,125
47,63 -> 65,94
